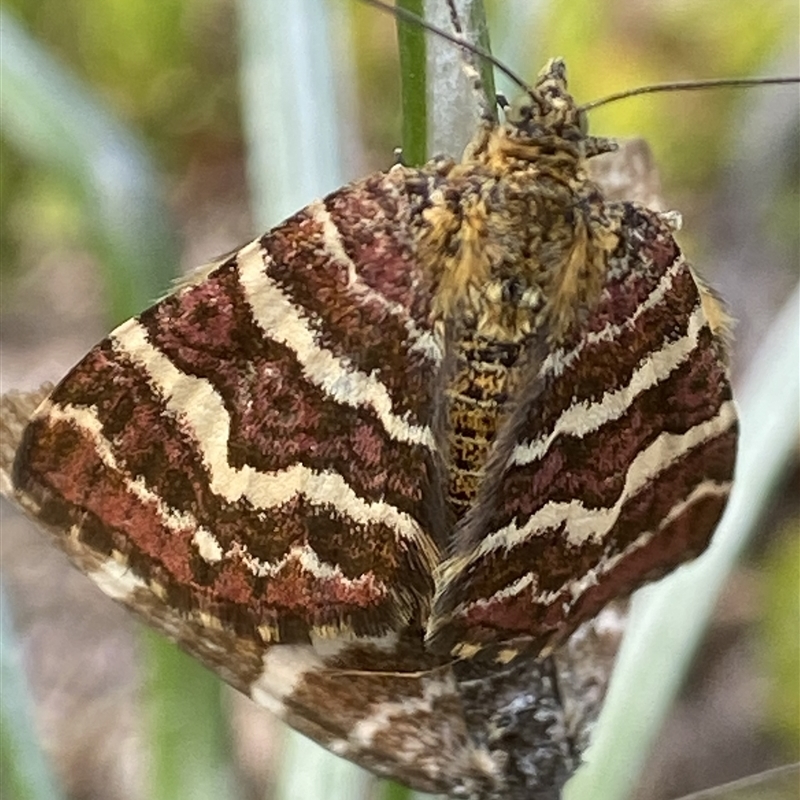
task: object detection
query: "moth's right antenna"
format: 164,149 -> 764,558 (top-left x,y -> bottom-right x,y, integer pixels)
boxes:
581,76 -> 800,112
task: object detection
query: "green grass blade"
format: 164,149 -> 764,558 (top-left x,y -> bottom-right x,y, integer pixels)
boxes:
397,0 -> 495,164
397,0 -> 427,166
237,0 -> 345,230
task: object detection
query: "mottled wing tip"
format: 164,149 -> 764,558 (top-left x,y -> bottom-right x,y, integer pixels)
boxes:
0,385 -> 52,498
694,272 -> 736,359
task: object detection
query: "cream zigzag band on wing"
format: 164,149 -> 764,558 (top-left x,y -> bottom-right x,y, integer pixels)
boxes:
308,200 -> 443,364
37,400 -> 406,591
540,256 -> 685,378
512,302 -> 709,466
38,384 -> 431,563
476,477 -> 732,613
111,319 -> 430,547
476,399 -> 737,557
559,477 -> 732,604
235,240 -> 437,449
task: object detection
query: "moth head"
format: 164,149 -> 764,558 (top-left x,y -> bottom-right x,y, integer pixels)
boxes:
504,58 -> 616,158
504,59 -> 572,129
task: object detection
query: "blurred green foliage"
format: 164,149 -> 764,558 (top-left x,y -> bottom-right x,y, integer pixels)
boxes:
2,0 -> 240,161
1,0 -> 240,284
761,519 -> 800,759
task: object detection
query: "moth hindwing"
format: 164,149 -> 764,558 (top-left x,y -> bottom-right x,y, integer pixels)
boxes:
2,32 -> 740,800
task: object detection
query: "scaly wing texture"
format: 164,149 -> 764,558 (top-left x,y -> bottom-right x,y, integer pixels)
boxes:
10,168 -> 445,648
429,205 -> 738,657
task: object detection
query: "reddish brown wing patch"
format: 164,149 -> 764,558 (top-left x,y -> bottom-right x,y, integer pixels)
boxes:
11,172 -> 445,645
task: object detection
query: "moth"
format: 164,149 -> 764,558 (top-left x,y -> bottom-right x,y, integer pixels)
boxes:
0,5 -> 759,799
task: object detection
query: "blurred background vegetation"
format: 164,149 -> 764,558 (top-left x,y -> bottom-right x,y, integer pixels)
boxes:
1,1 -> 797,800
